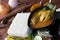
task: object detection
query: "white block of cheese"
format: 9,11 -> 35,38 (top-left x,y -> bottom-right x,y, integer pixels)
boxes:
7,13 -> 31,38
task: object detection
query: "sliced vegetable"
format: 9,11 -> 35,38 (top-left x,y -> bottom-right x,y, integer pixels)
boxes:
28,34 -> 33,40
30,3 -> 41,11
7,35 -> 32,40
34,35 -> 42,40
46,3 -> 56,11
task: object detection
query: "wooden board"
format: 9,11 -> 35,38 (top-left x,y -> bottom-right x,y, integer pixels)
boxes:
1,0 -> 60,8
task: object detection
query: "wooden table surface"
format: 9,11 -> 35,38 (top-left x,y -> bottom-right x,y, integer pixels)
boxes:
0,0 -> 60,40
1,0 -> 60,8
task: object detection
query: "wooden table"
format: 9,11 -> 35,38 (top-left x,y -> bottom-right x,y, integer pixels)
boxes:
0,27 -> 9,40
0,0 -> 60,40
1,0 -> 60,8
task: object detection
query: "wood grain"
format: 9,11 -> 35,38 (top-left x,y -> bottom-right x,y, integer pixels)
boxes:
1,0 -> 60,8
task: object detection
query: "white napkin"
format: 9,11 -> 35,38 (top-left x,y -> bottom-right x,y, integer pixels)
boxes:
7,13 -> 31,38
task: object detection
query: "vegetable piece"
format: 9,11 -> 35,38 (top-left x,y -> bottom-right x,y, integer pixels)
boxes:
34,35 -> 42,40
8,0 -> 18,9
30,3 -> 41,11
28,34 -> 33,40
0,4 -> 10,15
7,36 -> 14,40
7,34 -> 33,40
46,3 -> 56,11
44,3 -> 56,11
7,35 -> 24,40
39,10 -> 47,22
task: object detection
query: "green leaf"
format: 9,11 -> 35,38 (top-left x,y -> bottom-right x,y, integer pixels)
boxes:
28,34 -> 34,40
46,3 -> 56,11
15,37 -> 23,40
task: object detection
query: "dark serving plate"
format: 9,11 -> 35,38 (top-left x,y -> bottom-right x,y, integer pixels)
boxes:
28,6 -> 60,40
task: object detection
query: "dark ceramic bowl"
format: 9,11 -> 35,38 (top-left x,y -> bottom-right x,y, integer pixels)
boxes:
28,6 -> 56,29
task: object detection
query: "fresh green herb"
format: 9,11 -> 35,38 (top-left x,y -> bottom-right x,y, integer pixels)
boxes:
46,3 -> 56,11
28,34 -> 34,40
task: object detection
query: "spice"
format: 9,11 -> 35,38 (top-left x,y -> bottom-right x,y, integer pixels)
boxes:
8,0 -> 18,9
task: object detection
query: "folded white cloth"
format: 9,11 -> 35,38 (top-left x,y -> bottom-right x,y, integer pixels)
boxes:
7,13 -> 31,38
